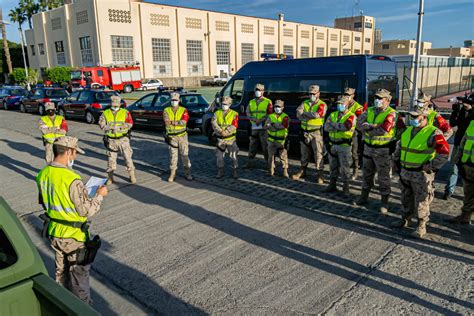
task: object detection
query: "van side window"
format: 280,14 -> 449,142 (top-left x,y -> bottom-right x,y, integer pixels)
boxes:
97,70 -> 104,77
367,74 -> 397,106
0,230 -> 18,269
222,79 -> 244,105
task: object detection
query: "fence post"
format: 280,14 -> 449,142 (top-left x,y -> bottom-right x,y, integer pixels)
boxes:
435,63 -> 440,97
458,61 -> 464,91
420,61 -> 425,92
448,62 -> 452,94
401,65 -> 406,106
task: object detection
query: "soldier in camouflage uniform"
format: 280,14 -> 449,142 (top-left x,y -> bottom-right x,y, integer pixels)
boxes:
264,100 -> 290,178
392,108 -> 450,238
38,102 -> 68,164
343,88 -> 364,180
99,95 -> 136,184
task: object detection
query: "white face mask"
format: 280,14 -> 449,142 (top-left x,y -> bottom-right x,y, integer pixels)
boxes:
255,90 -> 262,98
416,101 -> 425,108
222,105 -> 230,111
67,160 -> 75,168
310,95 -> 317,102
171,100 -> 179,107
111,106 -> 119,111
274,107 -> 282,114
374,99 -> 384,108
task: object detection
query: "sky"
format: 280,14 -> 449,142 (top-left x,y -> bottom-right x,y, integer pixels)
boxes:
1,0 -> 473,48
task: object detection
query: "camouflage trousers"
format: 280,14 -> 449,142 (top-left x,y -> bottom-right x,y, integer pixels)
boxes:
51,237 -> 91,304
216,139 -> 239,169
299,130 -> 324,171
248,129 -> 268,160
106,137 -> 135,173
44,142 -> 54,164
267,141 -> 288,169
461,164 -> 474,217
328,144 -> 352,183
399,169 -> 435,221
351,131 -> 361,169
168,134 -> 191,171
362,146 -> 392,196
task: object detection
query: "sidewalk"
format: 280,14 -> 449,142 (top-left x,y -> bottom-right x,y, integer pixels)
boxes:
432,89 -> 472,110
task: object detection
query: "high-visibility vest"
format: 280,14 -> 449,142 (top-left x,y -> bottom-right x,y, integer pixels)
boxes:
348,100 -> 363,115
427,110 -> 437,126
364,106 -> 397,146
267,112 -> 289,144
215,109 -> 238,141
248,97 -> 271,121
103,108 -> 129,138
164,106 -> 187,137
328,111 -> 356,146
400,125 -> 437,169
461,120 -> 474,165
36,165 -> 87,242
41,115 -> 65,143
300,99 -> 325,131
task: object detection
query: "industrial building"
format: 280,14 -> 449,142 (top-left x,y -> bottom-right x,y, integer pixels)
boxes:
25,0 -> 375,81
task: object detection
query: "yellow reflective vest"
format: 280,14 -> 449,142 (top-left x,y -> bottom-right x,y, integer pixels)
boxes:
461,120 -> 474,165
164,106 -> 187,137
348,100 -> 363,115
248,97 -> 271,121
400,125 -> 437,169
36,165 -> 87,242
328,111 -> 356,146
364,106 -> 397,146
41,115 -> 66,143
300,99 -> 325,131
267,112 -> 289,144
215,109 -> 238,141
427,110 -> 437,126
103,108 -> 129,138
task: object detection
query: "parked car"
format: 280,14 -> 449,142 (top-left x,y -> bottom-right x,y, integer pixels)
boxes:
57,89 -> 125,124
20,87 -> 69,115
0,86 -> 28,110
203,75 -> 231,86
136,78 -> 164,91
127,90 -> 208,130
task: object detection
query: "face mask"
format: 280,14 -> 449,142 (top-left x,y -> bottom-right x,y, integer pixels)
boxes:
310,95 -> 317,102
171,100 -> 179,107
274,107 -> 282,114
337,104 -> 346,112
409,119 -> 421,127
222,105 -> 230,111
47,110 -> 55,116
416,102 -> 425,108
67,159 -> 75,168
255,91 -> 262,98
374,99 -> 384,108
111,106 -> 119,111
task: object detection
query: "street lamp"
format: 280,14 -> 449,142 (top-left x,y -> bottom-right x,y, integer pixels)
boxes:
18,27 -> 30,90
411,0 -> 425,109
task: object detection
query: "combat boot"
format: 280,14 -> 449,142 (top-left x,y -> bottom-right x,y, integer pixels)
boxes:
351,168 -> 358,180
168,169 -> 176,183
342,182 -> 350,196
106,171 -> 114,185
355,190 -> 369,205
243,159 -> 255,169
129,170 -> 137,184
184,168 -> 194,181
216,168 -> 224,179
232,168 -> 238,179
316,170 -> 325,184
448,212 -> 472,224
390,214 -> 412,228
324,178 -> 338,193
282,168 -> 289,178
292,167 -> 306,180
380,195 -> 390,214
411,219 -> 428,239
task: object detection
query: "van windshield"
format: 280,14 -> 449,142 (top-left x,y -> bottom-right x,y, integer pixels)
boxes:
367,74 -> 398,107
71,70 -> 82,80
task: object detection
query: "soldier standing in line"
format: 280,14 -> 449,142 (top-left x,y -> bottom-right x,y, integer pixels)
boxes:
391,108 -> 450,238
292,85 -> 327,183
324,95 -> 356,195
212,96 -> 239,179
163,92 -> 193,182
343,87 -> 364,180
99,95 -> 136,185
39,102 -> 68,163
244,83 -> 273,168
355,89 -> 397,213
264,100 -> 290,178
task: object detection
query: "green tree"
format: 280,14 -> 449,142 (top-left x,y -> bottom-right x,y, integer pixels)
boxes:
39,0 -> 64,11
9,6 -> 26,33
21,0 -> 40,29
45,66 -> 72,84
8,67 -> 38,85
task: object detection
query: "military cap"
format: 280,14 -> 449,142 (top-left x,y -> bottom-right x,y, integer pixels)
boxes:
416,92 -> 431,104
374,88 -> 392,100
170,92 -> 180,101
255,83 -> 265,91
344,87 -> 356,95
45,102 -> 55,111
336,95 -> 351,104
221,96 -> 232,105
110,95 -> 121,106
309,85 -> 320,93
408,107 -> 430,117
54,136 -> 85,154
274,99 -> 284,107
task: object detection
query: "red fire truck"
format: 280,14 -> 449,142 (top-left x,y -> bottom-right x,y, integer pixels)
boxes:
70,65 -> 142,93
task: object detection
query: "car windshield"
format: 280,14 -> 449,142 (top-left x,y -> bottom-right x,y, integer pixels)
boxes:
45,89 -> 69,98
95,91 -> 118,102
7,89 -> 27,96
71,70 -> 82,80
180,95 -> 208,107
141,79 -> 149,84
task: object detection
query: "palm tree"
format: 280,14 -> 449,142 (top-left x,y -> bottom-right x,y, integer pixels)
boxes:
0,9 -> 13,74
21,0 -> 40,29
9,6 -> 26,33
39,0 -> 64,11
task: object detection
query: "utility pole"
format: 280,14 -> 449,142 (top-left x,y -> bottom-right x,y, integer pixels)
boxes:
1,10 -> 13,76
19,28 -> 30,90
411,0 -> 424,109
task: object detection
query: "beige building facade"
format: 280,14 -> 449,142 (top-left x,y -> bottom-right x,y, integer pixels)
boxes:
427,47 -> 472,58
374,40 -> 432,56
25,0 -> 374,79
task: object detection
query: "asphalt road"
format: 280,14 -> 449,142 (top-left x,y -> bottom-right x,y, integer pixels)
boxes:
0,109 -> 472,315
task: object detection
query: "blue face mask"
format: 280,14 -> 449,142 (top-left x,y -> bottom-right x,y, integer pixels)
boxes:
409,119 -> 420,127
337,104 -> 346,112
374,99 -> 384,108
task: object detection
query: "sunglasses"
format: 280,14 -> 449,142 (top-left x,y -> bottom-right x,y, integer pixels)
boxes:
374,96 -> 383,100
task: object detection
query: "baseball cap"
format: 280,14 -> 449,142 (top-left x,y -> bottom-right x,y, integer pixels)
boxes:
45,102 -> 55,111
53,136 -> 85,154
111,95 -> 121,107
344,87 -> 356,95
309,85 -> 320,94
274,99 -> 284,107
170,92 -> 180,101
221,96 -> 232,105
255,83 -> 265,91
374,88 -> 391,99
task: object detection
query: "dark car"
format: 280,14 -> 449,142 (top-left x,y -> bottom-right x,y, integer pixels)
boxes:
127,91 -> 208,130
57,89 -> 125,124
20,88 -> 69,115
0,86 -> 28,110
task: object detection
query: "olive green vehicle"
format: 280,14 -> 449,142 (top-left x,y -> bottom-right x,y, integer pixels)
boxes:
0,197 -> 99,315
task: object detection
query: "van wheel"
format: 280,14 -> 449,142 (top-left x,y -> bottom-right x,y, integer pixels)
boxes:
85,111 -> 95,124
124,85 -> 133,93
58,107 -> 66,119
20,102 -> 27,113
38,104 -> 45,116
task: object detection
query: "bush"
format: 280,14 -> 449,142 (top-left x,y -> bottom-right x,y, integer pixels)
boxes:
45,66 -> 72,84
8,68 -> 39,86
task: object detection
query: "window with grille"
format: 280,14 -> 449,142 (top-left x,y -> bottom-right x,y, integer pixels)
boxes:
283,28 -> 293,37
365,22 -> 373,29
382,44 -> 389,49
354,49 -> 361,53
263,26 -> 274,35
330,34 -> 338,41
108,9 -> 131,23
364,50 -> 370,54
76,10 -> 88,25
316,47 -> 324,57
354,22 -> 362,28
241,23 -> 254,34
330,48 -> 338,56
55,41 -> 66,65
300,46 -> 310,58
241,43 -> 254,65
343,35 -> 350,42
185,17 -> 202,29
355,36 -> 361,42
301,30 -> 310,39
152,38 -> 172,76
30,45 -> 35,56
216,41 -> 230,65
51,17 -> 61,30
316,32 -> 325,40
150,14 -> 169,26
283,45 -> 293,55
79,36 -> 94,66
186,40 -> 203,75
365,38 -> 371,43
111,35 -> 134,63
38,43 -> 45,55
343,49 -> 350,55
215,21 -> 229,31
263,44 -> 275,54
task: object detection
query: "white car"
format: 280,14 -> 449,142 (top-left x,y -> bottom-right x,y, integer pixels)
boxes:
138,79 -> 163,91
